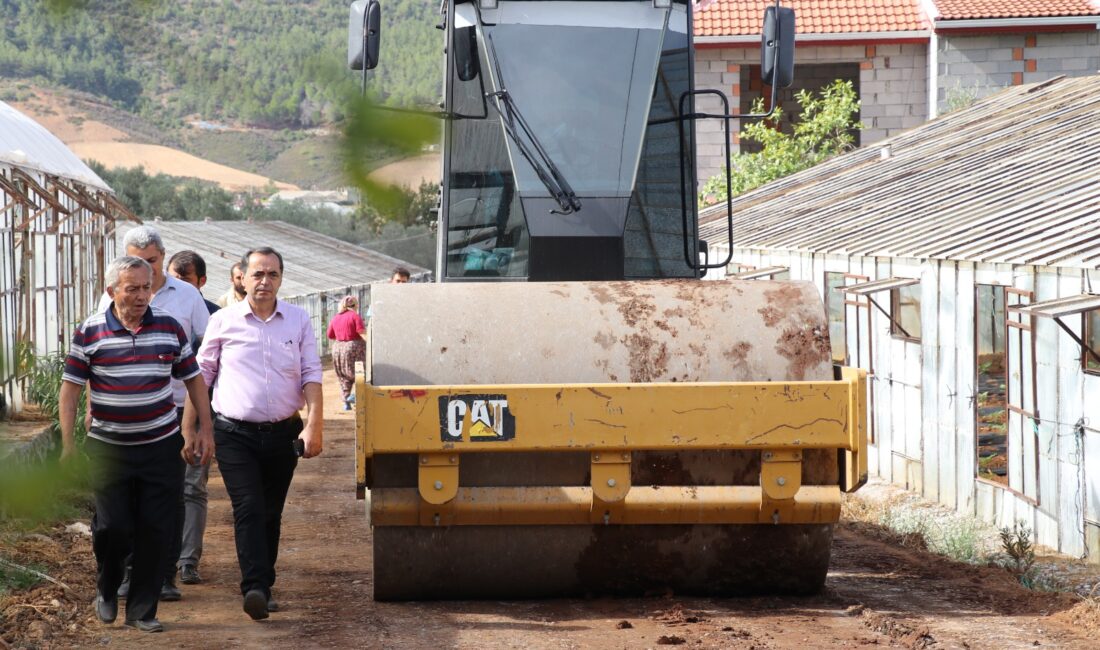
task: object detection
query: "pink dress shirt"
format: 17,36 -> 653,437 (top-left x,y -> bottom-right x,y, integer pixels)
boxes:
197,299 -> 323,423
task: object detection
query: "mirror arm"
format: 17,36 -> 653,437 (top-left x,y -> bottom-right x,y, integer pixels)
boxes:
360,3 -> 374,94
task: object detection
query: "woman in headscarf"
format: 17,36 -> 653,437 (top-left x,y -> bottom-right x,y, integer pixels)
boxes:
327,295 -> 367,410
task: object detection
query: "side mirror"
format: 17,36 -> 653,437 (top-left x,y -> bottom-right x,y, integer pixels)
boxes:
761,6 -> 795,88
453,26 -> 480,82
348,0 -> 382,71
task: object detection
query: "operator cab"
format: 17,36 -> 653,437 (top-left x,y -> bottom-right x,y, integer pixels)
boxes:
349,0 -> 794,282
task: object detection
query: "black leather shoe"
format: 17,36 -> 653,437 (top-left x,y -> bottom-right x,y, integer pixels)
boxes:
266,596 -> 279,612
243,589 -> 269,620
180,564 -> 201,585
160,579 -> 182,601
116,574 -> 130,599
95,592 -> 117,624
124,618 -> 164,633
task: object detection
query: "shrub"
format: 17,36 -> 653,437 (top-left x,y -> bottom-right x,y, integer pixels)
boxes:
700,80 -> 862,206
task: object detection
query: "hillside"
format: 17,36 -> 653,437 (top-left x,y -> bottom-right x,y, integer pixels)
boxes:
3,79 -> 425,191
3,83 -> 294,190
1,0 -> 442,190
0,0 -> 441,128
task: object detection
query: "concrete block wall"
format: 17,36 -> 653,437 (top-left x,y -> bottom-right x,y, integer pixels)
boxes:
938,31 -> 1100,113
859,43 -> 928,143
738,61 -> 860,154
694,43 -> 928,186
694,46 -> 752,185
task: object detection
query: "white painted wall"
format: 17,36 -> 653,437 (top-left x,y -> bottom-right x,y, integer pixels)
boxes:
705,242 -> 1098,561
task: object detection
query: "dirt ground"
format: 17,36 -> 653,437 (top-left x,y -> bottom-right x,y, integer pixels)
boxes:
6,86 -> 296,192
3,368 -> 1100,649
367,153 -> 441,190
67,142 -> 297,192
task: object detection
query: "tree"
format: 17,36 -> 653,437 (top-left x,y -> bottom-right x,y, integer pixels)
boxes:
700,80 -> 863,206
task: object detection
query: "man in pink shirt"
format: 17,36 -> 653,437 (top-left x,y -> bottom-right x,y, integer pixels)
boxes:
195,246 -> 323,621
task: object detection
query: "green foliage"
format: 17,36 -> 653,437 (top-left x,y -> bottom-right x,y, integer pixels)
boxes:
22,352 -> 65,423
257,182 -> 439,269
89,163 -> 439,267
700,80 -> 863,206
943,79 -> 982,114
1,0 -> 442,126
340,95 -> 440,216
0,350 -> 94,531
876,501 -> 989,564
364,222 -> 435,271
88,161 -> 238,222
19,347 -> 86,440
0,454 -> 95,529
999,520 -> 1036,579
0,558 -> 47,594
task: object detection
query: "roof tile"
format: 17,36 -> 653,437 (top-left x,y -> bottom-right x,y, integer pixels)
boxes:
933,0 -> 1100,20
694,0 -> 927,37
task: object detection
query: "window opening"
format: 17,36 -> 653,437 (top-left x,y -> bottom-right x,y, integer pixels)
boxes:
1085,309 -> 1100,375
843,273 -> 873,443
838,277 -> 919,343
990,287 -> 1041,504
890,283 -> 921,342
975,284 -> 1008,485
825,271 -> 847,364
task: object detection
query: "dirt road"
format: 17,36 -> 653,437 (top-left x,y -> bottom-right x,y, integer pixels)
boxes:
18,369 -> 1094,648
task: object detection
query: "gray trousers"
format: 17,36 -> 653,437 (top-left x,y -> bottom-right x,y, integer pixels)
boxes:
179,460 -> 210,568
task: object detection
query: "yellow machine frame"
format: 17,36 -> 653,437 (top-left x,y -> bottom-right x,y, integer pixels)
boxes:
356,367 -> 867,527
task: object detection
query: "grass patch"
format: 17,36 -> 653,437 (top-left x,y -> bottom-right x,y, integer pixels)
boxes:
181,129 -> 398,190
844,491 -> 996,564
0,559 -> 48,595
182,129 -> 291,175
265,134 -> 402,189
845,489 -> 1100,595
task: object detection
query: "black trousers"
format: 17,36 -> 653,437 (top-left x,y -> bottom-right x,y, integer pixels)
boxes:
122,408 -> 185,585
214,415 -> 300,598
87,434 -> 184,622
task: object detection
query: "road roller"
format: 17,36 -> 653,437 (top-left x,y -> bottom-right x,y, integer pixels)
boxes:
348,0 -> 868,600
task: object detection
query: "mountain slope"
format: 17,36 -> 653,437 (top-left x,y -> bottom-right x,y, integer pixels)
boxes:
0,0 -> 441,128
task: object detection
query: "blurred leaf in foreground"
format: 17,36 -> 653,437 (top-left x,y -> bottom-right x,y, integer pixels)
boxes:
0,453 -> 96,529
341,93 -> 440,216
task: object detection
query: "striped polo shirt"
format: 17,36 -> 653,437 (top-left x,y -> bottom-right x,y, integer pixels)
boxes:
63,304 -> 201,445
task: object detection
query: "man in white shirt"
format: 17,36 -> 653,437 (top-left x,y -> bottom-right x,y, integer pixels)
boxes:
216,262 -> 247,308
97,225 -> 209,602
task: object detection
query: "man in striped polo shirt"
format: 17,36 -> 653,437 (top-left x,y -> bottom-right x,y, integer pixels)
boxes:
59,256 -> 214,633
98,225 -> 209,602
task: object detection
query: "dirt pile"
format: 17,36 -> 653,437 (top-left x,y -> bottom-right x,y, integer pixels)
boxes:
0,524 -> 98,648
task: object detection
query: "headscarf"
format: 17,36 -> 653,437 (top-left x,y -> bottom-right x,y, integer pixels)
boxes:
338,295 -> 357,313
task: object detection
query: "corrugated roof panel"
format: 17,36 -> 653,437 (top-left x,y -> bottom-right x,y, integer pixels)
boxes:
116,220 -> 429,300
701,75 -> 1100,270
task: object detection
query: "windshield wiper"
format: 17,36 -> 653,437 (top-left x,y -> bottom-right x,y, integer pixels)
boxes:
484,32 -> 581,215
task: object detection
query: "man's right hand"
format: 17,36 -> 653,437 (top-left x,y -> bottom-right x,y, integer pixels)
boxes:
58,381 -> 83,466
